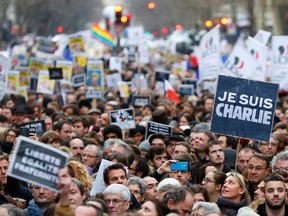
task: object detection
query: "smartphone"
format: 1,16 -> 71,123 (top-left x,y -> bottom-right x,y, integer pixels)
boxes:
171,162 -> 189,171
19,127 -> 29,137
29,127 -> 36,134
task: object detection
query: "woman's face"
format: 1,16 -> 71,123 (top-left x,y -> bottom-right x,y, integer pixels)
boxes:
5,130 -> 16,143
137,201 -> 158,216
179,116 -> 189,126
202,172 -> 217,194
221,175 -> 243,202
192,193 -> 205,204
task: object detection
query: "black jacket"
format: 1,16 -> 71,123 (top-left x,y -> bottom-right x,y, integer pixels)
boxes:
257,203 -> 288,216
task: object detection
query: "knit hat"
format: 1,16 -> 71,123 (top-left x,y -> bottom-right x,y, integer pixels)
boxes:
138,140 -> 150,152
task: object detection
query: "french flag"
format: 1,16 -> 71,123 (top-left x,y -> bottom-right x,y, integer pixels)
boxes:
164,79 -> 180,104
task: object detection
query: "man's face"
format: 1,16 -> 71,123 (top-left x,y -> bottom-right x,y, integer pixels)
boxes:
32,185 -> 56,204
265,181 -> 286,209
69,138 -> 84,157
81,146 -> 100,168
143,177 -> 158,199
191,132 -> 209,152
173,145 -> 189,157
128,160 -> 139,177
151,138 -> 166,149
135,115 -> 143,125
275,159 -> 288,172
206,144 -> 224,165
247,157 -> 269,185
128,184 -> 143,203
105,132 -> 118,140
237,150 -> 254,173
2,108 -> 13,122
204,98 -> 214,113
73,121 -> 88,137
104,192 -> 130,216
170,192 -> 194,216
169,170 -> 191,186
59,123 -> 72,141
151,152 -> 167,169
68,182 -> 85,209
0,159 -> 8,185
107,169 -> 128,186
258,137 -> 278,157
218,136 -> 228,149
44,118 -> 53,131
98,114 -> 110,127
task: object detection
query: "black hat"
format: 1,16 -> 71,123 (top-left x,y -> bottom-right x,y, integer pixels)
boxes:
78,99 -> 92,109
14,105 -> 28,114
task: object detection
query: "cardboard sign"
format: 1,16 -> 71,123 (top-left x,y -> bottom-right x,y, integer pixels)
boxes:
155,68 -> 170,82
72,74 -> 85,88
145,121 -> 173,139
179,84 -> 194,96
132,96 -> 150,108
85,89 -> 102,99
48,68 -> 63,80
210,75 -> 278,141
19,120 -> 46,137
7,136 -> 69,192
110,108 -> 135,130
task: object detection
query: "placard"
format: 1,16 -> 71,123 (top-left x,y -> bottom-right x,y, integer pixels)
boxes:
7,136 -> 69,192
145,121 -> 173,139
19,120 -> 46,137
48,68 -> 63,80
72,74 -> 85,88
85,89 -> 102,99
178,84 -> 194,96
110,108 -> 135,130
210,75 -> 278,141
132,96 -> 150,108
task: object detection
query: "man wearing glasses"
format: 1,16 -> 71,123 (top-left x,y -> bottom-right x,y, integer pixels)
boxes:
103,184 -> 131,216
81,144 -> 102,174
247,153 -> 270,200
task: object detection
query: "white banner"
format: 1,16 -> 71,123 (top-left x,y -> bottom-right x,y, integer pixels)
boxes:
246,36 -> 268,80
223,43 -> 262,80
270,36 -> 288,89
199,25 -> 221,81
254,29 -> 272,45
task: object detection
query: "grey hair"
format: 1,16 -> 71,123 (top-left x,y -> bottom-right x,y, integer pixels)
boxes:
0,204 -> 24,216
128,176 -> 146,195
163,186 -> 186,204
157,184 -> 177,193
192,202 -> 220,214
271,150 -> 288,172
85,144 -> 103,158
104,138 -> 127,148
104,184 -> 131,201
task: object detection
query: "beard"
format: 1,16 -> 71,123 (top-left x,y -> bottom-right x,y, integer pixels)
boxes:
266,198 -> 286,209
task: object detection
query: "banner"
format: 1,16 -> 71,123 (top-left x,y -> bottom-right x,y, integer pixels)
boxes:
223,43 -> 262,80
199,25 -> 221,81
270,36 -> 288,89
246,36 -> 268,80
7,136 -> 69,192
210,75 -> 278,141
254,29 -> 271,45
145,121 -> 173,139
132,96 -> 150,108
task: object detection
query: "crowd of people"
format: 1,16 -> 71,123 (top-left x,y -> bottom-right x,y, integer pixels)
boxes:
0,37 -> 287,216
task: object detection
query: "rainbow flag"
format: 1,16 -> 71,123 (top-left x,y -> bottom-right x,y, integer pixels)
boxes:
92,22 -> 116,47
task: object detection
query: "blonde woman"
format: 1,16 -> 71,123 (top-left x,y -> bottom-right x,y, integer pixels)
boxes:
216,172 -> 250,216
67,160 -> 93,194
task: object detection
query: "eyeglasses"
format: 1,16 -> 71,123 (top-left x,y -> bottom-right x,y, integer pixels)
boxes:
259,142 -> 277,147
202,178 -> 216,184
104,199 -> 126,205
247,165 -> 266,172
81,153 -> 97,159
275,167 -> 288,172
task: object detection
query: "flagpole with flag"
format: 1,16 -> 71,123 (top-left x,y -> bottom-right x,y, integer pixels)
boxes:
164,79 -> 180,104
92,22 -> 116,47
